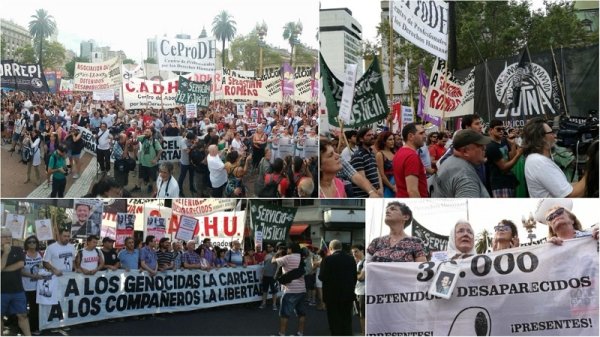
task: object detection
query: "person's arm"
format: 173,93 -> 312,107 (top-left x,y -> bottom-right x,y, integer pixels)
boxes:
566,172 -> 587,197
376,152 -> 394,191
405,175 -> 421,198
494,147 -> 523,172
1,246 -> 24,271
43,261 -> 63,276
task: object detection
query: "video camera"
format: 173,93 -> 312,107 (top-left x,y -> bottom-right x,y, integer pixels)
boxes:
554,111 -> 599,154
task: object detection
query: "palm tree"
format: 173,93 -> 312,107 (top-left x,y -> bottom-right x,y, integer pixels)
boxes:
282,20 -> 303,64
475,229 -> 493,254
28,9 -> 57,69
211,11 -> 237,68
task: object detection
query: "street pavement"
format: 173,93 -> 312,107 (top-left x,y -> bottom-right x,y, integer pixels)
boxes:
3,300 -> 361,336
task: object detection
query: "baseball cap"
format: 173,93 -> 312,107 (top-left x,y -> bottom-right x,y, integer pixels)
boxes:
102,237 -> 115,243
452,129 -> 491,149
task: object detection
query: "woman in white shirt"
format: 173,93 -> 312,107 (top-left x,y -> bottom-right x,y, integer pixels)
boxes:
156,162 -> 180,198
24,129 -> 42,184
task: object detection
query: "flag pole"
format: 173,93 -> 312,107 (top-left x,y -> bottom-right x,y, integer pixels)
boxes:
550,45 -> 569,118
525,45 -> 548,120
388,13 -> 394,117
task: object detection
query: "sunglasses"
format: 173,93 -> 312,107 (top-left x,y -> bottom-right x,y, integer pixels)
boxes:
494,224 -> 511,232
546,207 -> 565,222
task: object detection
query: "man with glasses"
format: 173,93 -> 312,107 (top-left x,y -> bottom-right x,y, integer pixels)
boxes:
486,119 -> 523,198
1,227 -> 31,336
522,117 -> 587,197
393,123 -> 428,197
350,127 -> 382,198
492,220 -> 519,251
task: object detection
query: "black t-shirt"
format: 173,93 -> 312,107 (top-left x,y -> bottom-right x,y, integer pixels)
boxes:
101,248 -> 120,268
485,139 -> 516,190
79,116 -> 91,128
1,246 -> 25,293
164,126 -> 180,137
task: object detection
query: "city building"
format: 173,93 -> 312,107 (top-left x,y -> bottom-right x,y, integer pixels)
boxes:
319,7 -> 363,79
1,19 -> 32,60
147,37 -> 157,60
80,39 -> 95,61
574,0 -> 599,33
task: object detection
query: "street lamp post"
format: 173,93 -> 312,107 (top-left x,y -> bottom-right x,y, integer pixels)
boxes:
257,22 -> 268,77
521,212 -> 537,244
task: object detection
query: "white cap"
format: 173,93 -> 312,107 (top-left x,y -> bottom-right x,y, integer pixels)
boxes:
534,199 -> 573,223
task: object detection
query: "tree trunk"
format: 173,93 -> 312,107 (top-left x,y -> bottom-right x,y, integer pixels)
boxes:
38,34 -> 44,69
222,39 -> 226,69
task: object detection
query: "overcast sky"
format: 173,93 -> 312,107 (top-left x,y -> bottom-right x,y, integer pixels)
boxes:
366,198 -> 600,245
6,0 -> 319,61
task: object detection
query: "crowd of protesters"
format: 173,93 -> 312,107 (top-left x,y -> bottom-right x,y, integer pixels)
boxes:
1,90 -> 319,198
322,114 -> 598,198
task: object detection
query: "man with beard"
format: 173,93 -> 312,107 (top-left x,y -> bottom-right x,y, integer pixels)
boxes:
136,127 -> 163,195
393,123 -> 428,197
350,128 -> 381,198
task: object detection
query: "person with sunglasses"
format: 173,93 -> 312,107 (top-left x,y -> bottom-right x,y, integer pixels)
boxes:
492,220 -> 519,251
486,119 -> 523,198
534,199 -> 599,246
522,117 -> 587,197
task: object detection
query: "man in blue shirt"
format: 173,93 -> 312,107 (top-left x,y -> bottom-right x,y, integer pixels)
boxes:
140,236 -> 158,276
118,237 -> 139,271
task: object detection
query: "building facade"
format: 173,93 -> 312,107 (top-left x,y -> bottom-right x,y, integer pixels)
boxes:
1,19 -> 32,60
319,7 -> 363,79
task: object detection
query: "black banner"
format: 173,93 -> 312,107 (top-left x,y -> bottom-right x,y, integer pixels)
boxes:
1,60 -> 49,92
473,45 -> 598,127
411,219 -> 449,254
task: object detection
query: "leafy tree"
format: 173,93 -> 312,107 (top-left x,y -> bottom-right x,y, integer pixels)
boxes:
123,58 -> 136,64
212,10 -> 237,68
282,21 -> 303,64
229,31 -> 283,72
65,56 -> 91,78
475,229 -> 493,254
144,57 -> 157,64
0,40 -> 6,60
28,8 -> 57,70
13,41 -> 65,70
292,43 -> 316,67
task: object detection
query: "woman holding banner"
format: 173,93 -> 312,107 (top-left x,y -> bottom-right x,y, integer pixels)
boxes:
535,199 -> 600,245
367,202 -> 426,262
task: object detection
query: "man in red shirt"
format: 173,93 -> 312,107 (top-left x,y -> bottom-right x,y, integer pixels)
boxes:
393,123 -> 428,197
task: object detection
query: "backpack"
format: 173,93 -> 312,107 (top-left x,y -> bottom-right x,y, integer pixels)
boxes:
21,143 -> 35,164
258,173 -> 283,197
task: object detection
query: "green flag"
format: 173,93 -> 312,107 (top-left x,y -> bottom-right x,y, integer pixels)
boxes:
321,54 -> 389,128
175,76 -> 211,107
250,201 -> 297,246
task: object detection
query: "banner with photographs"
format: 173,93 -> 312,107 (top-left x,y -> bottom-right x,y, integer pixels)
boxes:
39,266 -> 266,329
73,57 -> 121,92
156,36 -> 217,73
249,201 -> 296,247
145,217 -> 167,240
115,213 -> 135,248
366,238 -> 598,336
0,60 -> 49,92
322,54 -> 389,128
35,219 -> 54,241
71,199 -> 103,238
4,213 -> 25,239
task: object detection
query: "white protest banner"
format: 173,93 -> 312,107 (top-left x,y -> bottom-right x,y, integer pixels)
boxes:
159,136 -> 183,163
73,57 -> 122,92
222,68 -> 282,102
5,214 -> 25,239
425,58 -> 475,118
175,215 -> 198,242
339,64 -> 358,124
194,211 -> 245,249
74,102 -> 82,112
170,199 -> 237,217
402,106 -> 414,127
303,137 -> 318,159
92,89 -> 115,101
157,37 -> 216,73
122,77 -> 178,110
76,126 -> 97,155
59,79 -> 73,92
236,103 -> 245,115
185,103 -> 197,119
293,66 -> 314,102
39,266 -> 266,329
367,238 -> 599,336
35,219 -> 54,241
255,231 -> 263,251
277,137 -> 294,159
391,0 -> 449,60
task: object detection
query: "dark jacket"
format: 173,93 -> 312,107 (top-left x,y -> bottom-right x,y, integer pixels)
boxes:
318,250 -> 357,303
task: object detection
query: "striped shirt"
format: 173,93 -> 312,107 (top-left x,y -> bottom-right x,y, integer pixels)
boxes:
350,147 -> 380,198
274,253 -> 306,294
157,250 -> 174,269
